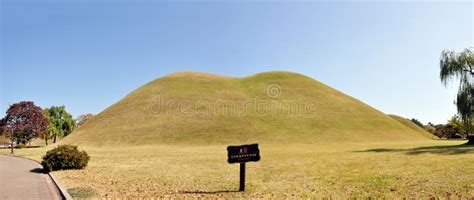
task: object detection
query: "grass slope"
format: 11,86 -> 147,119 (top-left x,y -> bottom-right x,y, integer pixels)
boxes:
5,72 -> 474,198
388,115 -> 436,139
63,71 -> 430,146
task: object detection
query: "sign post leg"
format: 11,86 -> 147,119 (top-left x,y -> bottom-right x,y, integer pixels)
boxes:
239,163 -> 245,191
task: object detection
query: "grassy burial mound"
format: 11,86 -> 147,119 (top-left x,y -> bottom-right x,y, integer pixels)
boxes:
388,115 -> 436,139
64,72 -> 431,146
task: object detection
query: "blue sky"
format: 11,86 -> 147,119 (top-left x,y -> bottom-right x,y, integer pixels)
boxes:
1,1 -> 472,124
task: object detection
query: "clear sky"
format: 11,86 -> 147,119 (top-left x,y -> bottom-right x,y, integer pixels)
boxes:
1,1 -> 472,124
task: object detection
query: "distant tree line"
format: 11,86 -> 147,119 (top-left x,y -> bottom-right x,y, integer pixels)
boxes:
409,115 -> 469,139
410,118 -> 424,128
76,113 -> 94,127
0,101 -> 94,153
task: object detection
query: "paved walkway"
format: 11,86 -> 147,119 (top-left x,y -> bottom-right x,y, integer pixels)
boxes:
0,155 -> 62,200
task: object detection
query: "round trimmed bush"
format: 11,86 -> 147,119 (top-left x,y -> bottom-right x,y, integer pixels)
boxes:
41,145 -> 90,172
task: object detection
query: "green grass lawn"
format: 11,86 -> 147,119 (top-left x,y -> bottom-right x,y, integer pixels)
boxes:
3,140 -> 473,198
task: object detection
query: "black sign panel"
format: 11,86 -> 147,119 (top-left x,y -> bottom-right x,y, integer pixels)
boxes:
227,144 -> 260,164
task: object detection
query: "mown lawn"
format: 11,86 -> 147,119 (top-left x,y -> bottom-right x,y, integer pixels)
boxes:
2,140 -> 474,198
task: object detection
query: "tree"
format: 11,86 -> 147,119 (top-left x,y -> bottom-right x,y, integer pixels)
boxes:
423,124 -> 436,134
43,109 -> 59,146
433,124 -> 459,139
440,48 -> 474,144
410,118 -> 424,128
447,114 -> 468,137
43,106 -> 76,144
0,101 -> 48,154
75,113 -> 95,127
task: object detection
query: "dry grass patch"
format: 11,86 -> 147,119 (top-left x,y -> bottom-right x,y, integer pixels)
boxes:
3,140 -> 474,198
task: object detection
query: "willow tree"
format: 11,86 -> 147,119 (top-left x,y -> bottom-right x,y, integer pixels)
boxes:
43,106 -> 75,144
440,48 -> 474,144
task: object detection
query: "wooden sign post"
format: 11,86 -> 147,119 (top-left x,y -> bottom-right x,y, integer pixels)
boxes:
227,144 -> 260,192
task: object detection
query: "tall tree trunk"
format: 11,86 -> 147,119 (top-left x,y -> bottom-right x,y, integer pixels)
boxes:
467,135 -> 474,145
10,130 -> 14,154
465,128 -> 474,145
53,134 -> 57,143
45,137 -> 48,146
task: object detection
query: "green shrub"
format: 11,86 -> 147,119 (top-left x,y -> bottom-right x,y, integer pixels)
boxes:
41,145 -> 90,172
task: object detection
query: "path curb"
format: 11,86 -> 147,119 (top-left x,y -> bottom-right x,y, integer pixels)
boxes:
2,154 -> 73,200
48,172 -> 73,200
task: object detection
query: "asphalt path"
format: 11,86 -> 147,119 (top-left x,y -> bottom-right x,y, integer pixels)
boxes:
0,155 -> 62,200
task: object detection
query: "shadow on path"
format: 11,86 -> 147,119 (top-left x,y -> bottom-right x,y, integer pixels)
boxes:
179,190 -> 241,195
355,144 -> 474,155
30,167 -> 47,174
0,155 -> 62,199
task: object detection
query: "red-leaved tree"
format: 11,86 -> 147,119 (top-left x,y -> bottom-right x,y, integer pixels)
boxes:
0,101 -> 48,154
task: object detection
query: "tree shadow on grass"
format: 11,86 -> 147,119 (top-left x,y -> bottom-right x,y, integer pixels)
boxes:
24,145 -> 42,148
179,190 -> 241,195
0,146 -> 42,149
355,144 -> 474,155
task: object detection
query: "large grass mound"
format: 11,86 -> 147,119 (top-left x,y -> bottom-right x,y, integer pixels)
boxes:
64,72 -> 431,146
388,115 -> 436,139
